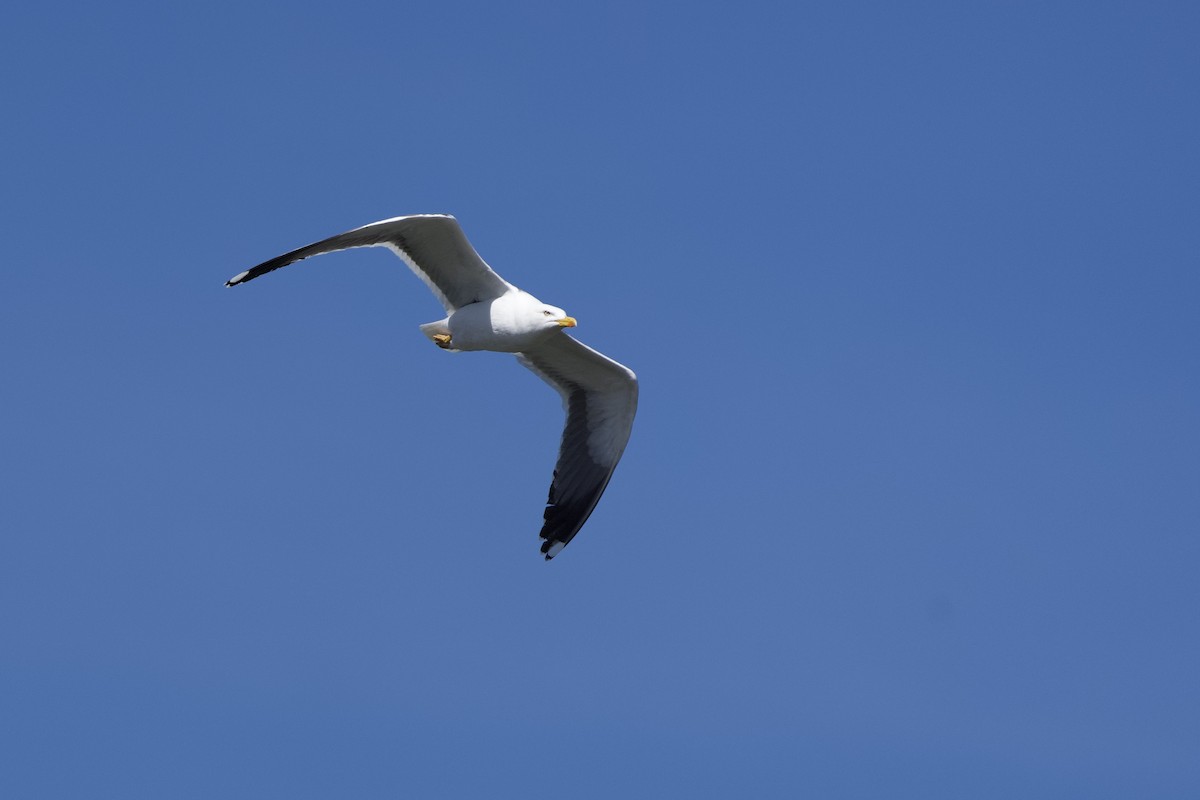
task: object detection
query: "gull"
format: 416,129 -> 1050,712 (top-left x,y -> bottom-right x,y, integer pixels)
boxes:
226,214 -> 638,559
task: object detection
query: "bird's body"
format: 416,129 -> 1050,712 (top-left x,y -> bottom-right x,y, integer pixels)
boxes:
429,291 -> 574,353
226,214 -> 637,560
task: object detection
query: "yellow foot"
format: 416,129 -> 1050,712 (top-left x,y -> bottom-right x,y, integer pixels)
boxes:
432,333 -> 453,349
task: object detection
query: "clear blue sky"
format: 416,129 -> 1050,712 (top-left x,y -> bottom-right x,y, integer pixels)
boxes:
2,1 -> 1197,797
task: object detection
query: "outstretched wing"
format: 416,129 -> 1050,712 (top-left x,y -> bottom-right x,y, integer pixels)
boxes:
517,333 -> 638,559
226,214 -> 515,313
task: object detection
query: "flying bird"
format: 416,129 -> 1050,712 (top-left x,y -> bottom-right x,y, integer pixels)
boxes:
226,214 -> 638,559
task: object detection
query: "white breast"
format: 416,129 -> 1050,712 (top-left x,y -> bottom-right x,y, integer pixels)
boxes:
448,292 -> 552,353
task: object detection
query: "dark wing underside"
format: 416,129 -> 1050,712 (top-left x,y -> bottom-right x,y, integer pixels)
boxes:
226,214 -> 513,312
517,333 -> 638,559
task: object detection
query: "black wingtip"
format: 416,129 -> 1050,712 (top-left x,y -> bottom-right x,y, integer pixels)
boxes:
540,539 -> 567,560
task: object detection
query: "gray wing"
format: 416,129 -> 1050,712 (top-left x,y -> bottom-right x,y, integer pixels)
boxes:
226,214 -> 515,313
517,333 -> 638,560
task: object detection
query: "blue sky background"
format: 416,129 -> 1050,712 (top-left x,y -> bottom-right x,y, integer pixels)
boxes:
2,1 -> 1197,797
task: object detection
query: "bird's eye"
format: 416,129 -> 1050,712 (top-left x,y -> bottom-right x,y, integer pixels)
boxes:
543,310 -> 553,316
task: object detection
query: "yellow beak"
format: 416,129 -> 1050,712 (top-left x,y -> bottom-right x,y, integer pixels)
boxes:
556,316 -> 578,328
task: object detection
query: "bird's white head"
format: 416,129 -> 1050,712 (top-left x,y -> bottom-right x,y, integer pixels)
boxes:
537,303 -> 577,331
493,291 -> 577,344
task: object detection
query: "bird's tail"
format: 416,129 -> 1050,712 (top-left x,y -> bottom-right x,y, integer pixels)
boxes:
419,318 -> 459,352
419,318 -> 450,339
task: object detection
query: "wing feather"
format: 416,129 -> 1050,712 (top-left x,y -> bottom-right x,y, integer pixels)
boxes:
226,214 -> 514,313
517,333 -> 638,559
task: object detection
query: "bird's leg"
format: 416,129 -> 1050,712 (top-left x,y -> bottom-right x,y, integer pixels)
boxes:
432,333 -> 453,349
